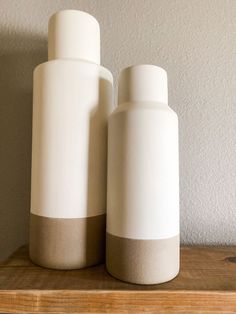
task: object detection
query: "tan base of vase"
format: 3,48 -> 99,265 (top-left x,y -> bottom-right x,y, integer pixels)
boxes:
106,232 -> 179,285
30,213 -> 106,269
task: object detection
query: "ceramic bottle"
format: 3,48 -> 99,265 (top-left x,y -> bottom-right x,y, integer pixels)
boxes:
106,64 -> 179,284
30,10 -> 113,269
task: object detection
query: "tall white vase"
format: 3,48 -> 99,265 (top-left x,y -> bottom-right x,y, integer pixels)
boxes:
30,10 -> 113,269
106,64 -> 179,284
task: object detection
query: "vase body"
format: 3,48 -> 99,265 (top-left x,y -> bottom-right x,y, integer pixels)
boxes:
30,10 -> 113,269
106,65 -> 179,284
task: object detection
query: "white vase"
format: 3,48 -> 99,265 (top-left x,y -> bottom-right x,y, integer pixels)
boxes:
30,10 -> 113,269
106,64 -> 179,284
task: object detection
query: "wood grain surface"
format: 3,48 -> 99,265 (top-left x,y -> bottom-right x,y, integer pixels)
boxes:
0,246 -> 236,313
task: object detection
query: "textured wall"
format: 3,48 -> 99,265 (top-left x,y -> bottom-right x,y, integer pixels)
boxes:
0,0 -> 235,260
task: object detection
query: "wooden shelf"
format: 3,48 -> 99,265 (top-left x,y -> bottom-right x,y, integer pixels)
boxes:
0,246 -> 236,313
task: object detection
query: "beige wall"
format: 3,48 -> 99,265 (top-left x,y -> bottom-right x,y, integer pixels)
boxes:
0,0 -> 235,260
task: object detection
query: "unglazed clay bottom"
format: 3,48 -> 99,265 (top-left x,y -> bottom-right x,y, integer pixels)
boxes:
106,233 -> 179,285
30,213 -> 106,269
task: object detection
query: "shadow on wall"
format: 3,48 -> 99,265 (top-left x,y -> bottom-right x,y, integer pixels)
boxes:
0,29 -> 47,261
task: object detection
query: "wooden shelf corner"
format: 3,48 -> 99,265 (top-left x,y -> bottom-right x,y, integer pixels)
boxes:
0,246 -> 236,313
